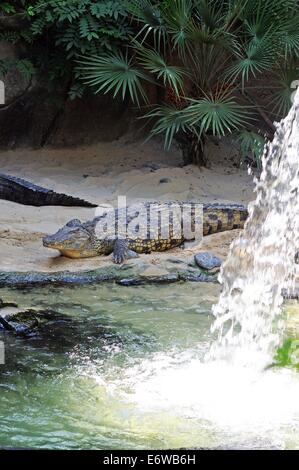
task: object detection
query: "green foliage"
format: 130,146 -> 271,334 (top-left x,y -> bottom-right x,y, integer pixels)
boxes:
77,0 -> 299,161
273,338 -> 299,370
15,58 -> 36,80
237,130 -> 266,168
0,3 -> 16,14
147,92 -> 251,149
68,82 -> 85,100
269,63 -> 299,117
135,43 -> 185,95
1,0 -> 299,162
0,57 -> 35,80
77,51 -> 150,104
0,1 -> 132,92
0,31 -> 20,44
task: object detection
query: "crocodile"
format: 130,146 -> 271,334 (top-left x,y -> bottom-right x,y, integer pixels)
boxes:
0,173 -> 96,207
43,202 -> 248,263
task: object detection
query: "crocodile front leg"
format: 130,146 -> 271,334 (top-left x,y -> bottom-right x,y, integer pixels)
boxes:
113,239 -> 129,264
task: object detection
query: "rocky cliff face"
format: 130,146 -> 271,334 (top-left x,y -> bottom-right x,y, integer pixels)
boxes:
0,41 -> 135,149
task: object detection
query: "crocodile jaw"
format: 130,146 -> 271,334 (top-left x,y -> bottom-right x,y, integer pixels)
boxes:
59,249 -> 99,259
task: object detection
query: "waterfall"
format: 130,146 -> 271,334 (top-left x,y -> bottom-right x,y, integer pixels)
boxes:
209,91 -> 299,368
106,92 -> 299,442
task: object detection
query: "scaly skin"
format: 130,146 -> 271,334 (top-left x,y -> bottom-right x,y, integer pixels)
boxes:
43,202 -> 248,263
0,173 -> 96,207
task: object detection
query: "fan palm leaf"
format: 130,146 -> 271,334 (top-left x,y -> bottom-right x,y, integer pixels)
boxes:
226,34 -> 276,87
182,92 -> 252,135
147,91 -> 252,148
77,51 -> 150,105
237,129 -> 265,168
146,105 -> 189,149
267,64 -> 299,117
162,0 -> 192,56
135,43 -> 185,96
125,0 -> 167,48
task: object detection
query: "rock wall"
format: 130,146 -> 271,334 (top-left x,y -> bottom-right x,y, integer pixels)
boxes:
0,42 -> 136,149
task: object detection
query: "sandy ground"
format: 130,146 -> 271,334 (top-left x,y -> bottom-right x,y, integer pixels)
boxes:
0,137 -> 254,272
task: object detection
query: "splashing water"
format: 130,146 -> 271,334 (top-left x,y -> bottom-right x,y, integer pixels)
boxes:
114,92 -> 299,442
209,90 -> 299,369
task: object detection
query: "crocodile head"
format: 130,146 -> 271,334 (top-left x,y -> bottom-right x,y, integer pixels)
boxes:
43,219 -> 99,258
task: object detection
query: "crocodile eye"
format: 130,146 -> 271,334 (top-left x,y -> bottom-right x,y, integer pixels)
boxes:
66,219 -> 82,228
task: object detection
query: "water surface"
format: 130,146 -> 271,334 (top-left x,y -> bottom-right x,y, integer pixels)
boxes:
0,283 -> 298,450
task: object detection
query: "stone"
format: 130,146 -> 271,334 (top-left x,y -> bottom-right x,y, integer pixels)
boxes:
0,308 -> 39,335
194,252 -> 222,270
180,272 -> 217,283
142,162 -> 161,171
127,250 -> 139,259
166,257 -> 185,264
159,177 -> 172,184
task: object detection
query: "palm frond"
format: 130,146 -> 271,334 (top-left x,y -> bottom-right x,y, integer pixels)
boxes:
135,43 -> 185,96
193,0 -> 225,31
237,129 -> 265,168
226,35 -> 275,86
240,0 -> 296,26
162,0 -> 192,56
76,51 -> 150,105
182,92 -> 252,135
125,0 -> 167,48
280,16 -> 299,58
146,91 -> 252,149
267,64 -> 299,117
146,105 -> 189,149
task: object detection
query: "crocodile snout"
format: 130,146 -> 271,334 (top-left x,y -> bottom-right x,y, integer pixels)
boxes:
43,235 -> 58,248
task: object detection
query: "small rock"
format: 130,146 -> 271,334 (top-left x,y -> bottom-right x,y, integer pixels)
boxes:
194,252 -> 222,270
127,250 -> 139,259
0,299 -> 18,309
166,257 -> 185,264
159,177 -> 172,184
6,310 -> 39,335
180,272 -> 217,283
117,278 -> 143,286
117,273 -> 179,285
142,162 -> 161,171
0,306 -> 21,318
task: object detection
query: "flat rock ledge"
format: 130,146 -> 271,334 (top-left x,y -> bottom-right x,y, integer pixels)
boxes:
0,257 -> 297,299
0,262 -> 217,287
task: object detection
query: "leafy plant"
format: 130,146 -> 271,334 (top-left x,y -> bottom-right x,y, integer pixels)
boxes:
1,0 -> 299,164
273,338 -> 299,370
0,1 -> 132,94
77,51 -> 150,105
237,130 -> 266,168
0,3 -> 16,14
0,57 -> 35,81
77,0 -> 299,165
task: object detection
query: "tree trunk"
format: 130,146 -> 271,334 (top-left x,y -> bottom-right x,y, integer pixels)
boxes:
176,130 -> 208,166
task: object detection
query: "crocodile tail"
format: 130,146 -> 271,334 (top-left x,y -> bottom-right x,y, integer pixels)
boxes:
0,173 -> 97,207
203,204 -> 248,235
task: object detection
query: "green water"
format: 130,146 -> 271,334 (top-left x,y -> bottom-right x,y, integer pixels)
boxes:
1,283 -> 299,450
0,283 -> 220,450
